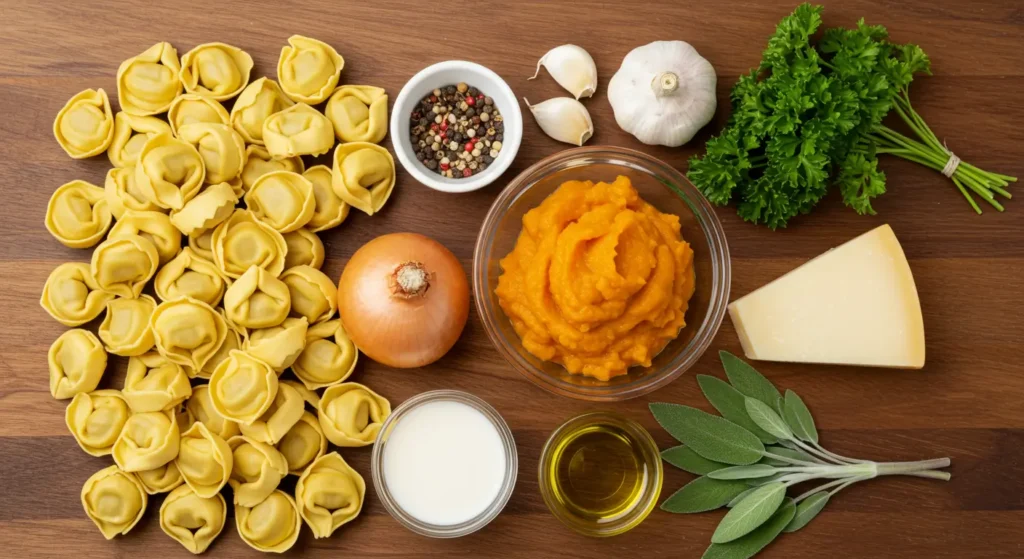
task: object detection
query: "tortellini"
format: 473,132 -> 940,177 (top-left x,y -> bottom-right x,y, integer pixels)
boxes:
176,422 -> 233,498
263,103 -> 335,159
65,389 -> 130,456
211,209 -> 288,279
292,319 -> 358,390
240,144 -> 304,192
40,262 -> 115,326
176,122 -> 247,185
281,265 -> 337,324
223,265 -> 291,329
283,228 -> 325,270
54,88 -> 114,159
115,42 -> 182,116
168,93 -> 230,136
277,411 -> 326,475
303,164 -> 349,232
98,294 -> 157,356
227,435 -> 289,507
188,228 -> 215,261
150,297 -> 229,371
186,384 -> 241,440
154,247 -> 227,306
179,42 -> 254,101
277,35 -> 344,104
48,328 -> 107,399
134,133 -> 206,210
123,351 -> 192,412
81,465 -> 147,540
108,113 -> 173,168
91,235 -> 160,298
239,379 -> 305,444
245,170 -> 315,233
231,77 -> 294,145
317,382 -> 391,447
209,349 -> 279,424
246,317 -> 308,373
325,85 -> 388,143
199,312 -> 245,379
105,166 -> 162,220
45,180 -> 112,248
113,408 -> 181,472
331,142 -> 396,216
109,209 -> 182,265
236,490 -> 303,553
159,483 -> 227,554
283,378 -> 321,409
295,452 -> 365,538
137,461 -> 185,495
169,182 -> 238,237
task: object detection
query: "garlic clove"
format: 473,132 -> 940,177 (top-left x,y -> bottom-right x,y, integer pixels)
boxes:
529,45 -> 598,100
523,97 -> 593,146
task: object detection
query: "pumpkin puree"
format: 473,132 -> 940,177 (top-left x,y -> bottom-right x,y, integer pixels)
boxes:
496,175 -> 696,381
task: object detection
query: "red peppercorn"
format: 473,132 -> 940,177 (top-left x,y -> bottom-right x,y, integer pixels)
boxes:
464,143 -> 473,152
430,123 -> 439,132
477,94 -> 485,100
440,163 -> 450,171
466,96 -> 476,106
429,95 -> 438,103
440,121 -> 448,131
463,169 -> 473,177
439,132 -> 447,140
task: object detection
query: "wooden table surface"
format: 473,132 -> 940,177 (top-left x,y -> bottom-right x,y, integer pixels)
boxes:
2,0 -> 1022,557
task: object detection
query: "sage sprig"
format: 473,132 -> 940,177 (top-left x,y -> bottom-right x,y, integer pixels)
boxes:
651,351 -> 952,559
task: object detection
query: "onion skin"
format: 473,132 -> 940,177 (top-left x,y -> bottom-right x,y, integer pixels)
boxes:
338,233 -> 469,368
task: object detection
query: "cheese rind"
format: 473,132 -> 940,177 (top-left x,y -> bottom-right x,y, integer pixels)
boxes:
728,224 -> 925,369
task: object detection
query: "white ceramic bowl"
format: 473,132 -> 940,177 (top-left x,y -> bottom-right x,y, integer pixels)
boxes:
390,60 -> 523,193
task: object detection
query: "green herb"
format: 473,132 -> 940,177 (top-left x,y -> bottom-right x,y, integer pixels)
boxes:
687,3 -> 1016,228
652,352 -> 951,558
698,374 -> 778,444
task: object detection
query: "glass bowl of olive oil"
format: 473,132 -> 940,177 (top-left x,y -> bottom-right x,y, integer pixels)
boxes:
538,412 -> 663,537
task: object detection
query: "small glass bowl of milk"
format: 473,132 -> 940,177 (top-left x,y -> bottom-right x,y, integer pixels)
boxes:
371,389 -> 518,537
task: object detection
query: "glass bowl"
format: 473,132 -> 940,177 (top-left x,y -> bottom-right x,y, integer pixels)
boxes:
473,146 -> 730,401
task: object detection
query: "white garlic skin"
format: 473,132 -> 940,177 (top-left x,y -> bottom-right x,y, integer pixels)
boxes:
523,97 -> 593,146
529,44 -> 598,100
607,40 -> 717,147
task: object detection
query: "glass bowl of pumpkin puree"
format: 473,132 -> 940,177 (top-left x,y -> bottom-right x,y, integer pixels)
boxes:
473,146 -> 730,401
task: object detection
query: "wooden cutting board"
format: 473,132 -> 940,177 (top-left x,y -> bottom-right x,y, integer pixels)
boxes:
1,0 -> 1021,557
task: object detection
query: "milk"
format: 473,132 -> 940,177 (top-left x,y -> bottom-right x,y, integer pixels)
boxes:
382,399 -> 507,526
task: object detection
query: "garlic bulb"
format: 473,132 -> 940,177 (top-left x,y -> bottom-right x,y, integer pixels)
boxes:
523,97 -> 593,146
607,40 -> 717,147
529,45 -> 598,99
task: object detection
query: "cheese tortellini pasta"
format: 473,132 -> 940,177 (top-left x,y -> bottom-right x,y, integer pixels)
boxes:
230,77 -> 294,145
167,93 -> 230,136
246,317 -> 308,373
179,42 -> 254,101
325,85 -> 388,143
48,328 -> 107,399
98,294 -> 157,356
295,452 -> 365,538
239,379 -> 305,445
45,180 -> 111,248
188,228 -> 215,261
176,422 -> 233,498
169,182 -> 238,236
54,88 -> 114,159
105,166 -> 162,220
113,408 -> 181,472
66,389 -> 130,456
154,247 -> 227,306
277,411 -> 327,475
240,145 -> 305,193
331,142 -> 396,216
186,384 -> 241,440
283,227 -> 325,270
303,164 -> 349,232
198,312 -> 245,379
81,465 -> 147,540
211,209 -> 288,278
108,113 -> 173,168
150,297 -> 228,371
223,265 -> 291,329
40,262 -> 115,326
123,351 -> 192,412
176,122 -> 247,185
91,235 -> 160,298
245,170 -> 315,233
236,489 -> 303,553
137,461 -> 185,494
134,133 -> 206,210
263,103 -> 335,159
317,382 -> 390,447
277,35 -> 344,104
292,319 -> 358,390
281,265 -> 337,325
115,42 -> 182,116
209,349 -> 279,424
159,483 -> 227,554
109,209 -> 182,266
227,435 -> 289,507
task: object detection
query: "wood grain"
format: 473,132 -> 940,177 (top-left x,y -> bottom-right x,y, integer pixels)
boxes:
1,0 -> 1022,557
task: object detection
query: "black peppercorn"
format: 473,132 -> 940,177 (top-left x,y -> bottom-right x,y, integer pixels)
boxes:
453,132 -> 464,143
468,87 -> 479,96
426,159 -> 437,170
483,155 -> 494,164
444,85 -> 456,95
495,133 -> 503,141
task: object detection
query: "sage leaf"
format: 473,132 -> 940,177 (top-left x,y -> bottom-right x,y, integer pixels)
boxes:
661,476 -> 751,514
762,445 -> 819,465
783,389 -> 819,444
702,498 -> 796,559
727,487 -> 758,508
784,492 -> 830,532
650,403 -> 765,465
720,351 -> 783,411
745,397 -> 794,441
697,375 -> 778,444
709,464 -> 779,481
711,481 -> 787,543
662,445 -> 729,475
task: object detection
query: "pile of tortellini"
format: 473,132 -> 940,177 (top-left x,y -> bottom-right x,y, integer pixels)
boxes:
44,36 -> 396,554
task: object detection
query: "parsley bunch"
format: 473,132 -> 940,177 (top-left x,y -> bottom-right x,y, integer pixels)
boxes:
688,4 -> 1016,229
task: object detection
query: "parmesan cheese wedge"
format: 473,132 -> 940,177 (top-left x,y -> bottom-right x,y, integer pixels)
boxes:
728,224 -> 925,369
